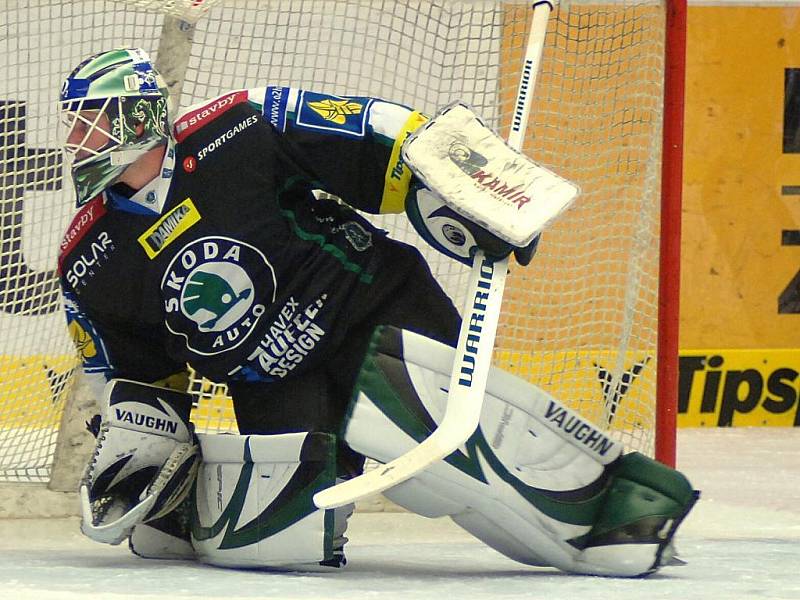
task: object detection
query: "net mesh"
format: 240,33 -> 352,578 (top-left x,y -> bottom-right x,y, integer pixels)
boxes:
0,0 -> 666,485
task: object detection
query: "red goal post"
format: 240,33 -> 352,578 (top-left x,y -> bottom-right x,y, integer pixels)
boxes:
0,0 -> 685,516
658,0 -> 687,467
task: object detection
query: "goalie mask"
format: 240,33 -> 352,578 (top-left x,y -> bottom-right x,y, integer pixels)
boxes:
60,48 -> 170,207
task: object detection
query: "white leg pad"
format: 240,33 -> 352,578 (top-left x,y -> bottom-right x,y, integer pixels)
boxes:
192,432 -> 349,570
344,327 -> 696,577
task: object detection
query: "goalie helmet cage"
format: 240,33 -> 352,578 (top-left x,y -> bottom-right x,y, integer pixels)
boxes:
0,0 -> 684,517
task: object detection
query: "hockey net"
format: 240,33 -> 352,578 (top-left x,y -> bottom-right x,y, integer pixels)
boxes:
0,0 -> 683,516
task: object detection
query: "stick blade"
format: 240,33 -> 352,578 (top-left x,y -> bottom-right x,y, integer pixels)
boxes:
313,419 -> 465,509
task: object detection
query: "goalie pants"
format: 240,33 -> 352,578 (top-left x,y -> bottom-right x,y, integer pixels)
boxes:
229,241 -> 461,476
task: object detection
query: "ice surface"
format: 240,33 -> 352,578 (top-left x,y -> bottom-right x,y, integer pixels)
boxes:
1,428 -> 798,600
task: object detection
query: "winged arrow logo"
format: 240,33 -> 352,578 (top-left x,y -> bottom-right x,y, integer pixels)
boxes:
308,99 -> 363,124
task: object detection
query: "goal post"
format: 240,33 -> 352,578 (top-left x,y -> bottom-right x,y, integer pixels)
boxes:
657,0 -> 688,467
0,0 -> 685,516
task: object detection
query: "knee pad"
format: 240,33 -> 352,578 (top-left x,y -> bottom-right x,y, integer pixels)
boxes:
192,432 -> 352,570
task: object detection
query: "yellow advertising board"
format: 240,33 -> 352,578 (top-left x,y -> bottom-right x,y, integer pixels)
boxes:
501,347 -> 800,429
5,347 -> 797,430
679,349 -> 800,427
0,355 -> 74,429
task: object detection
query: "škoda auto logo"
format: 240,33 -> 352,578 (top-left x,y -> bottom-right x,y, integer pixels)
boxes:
161,236 -> 276,356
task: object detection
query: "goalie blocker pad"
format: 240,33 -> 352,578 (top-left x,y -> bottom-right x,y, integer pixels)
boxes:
402,102 -> 579,247
343,326 -> 699,577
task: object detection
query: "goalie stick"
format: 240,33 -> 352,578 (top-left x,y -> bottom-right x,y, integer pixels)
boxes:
314,0 -> 557,510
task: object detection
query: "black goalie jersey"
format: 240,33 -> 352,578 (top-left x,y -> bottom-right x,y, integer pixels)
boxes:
59,87 -> 459,386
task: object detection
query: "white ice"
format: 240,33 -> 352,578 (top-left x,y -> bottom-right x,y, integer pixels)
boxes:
1,428 -> 798,600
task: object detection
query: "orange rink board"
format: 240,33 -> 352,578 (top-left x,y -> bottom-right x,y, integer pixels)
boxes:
499,4 -> 800,354
497,2 -> 661,344
682,5 -> 800,349
492,2 -> 664,436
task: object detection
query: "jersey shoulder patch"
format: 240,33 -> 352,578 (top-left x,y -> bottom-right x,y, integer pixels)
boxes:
173,90 -> 250,142
59,195 -> 107,268
293,90 -> 373,138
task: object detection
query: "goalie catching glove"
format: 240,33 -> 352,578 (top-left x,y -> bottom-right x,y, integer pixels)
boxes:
80,379 -> 200,545
403,102 -> 578,266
